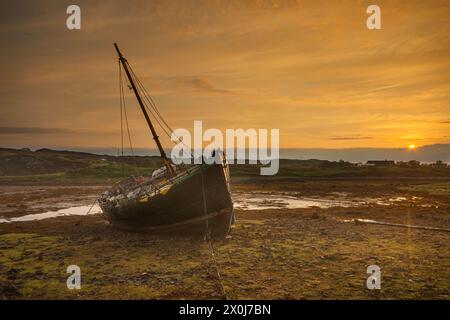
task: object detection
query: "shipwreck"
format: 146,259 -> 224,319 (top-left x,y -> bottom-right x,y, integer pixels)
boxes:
98,43 -> 234,237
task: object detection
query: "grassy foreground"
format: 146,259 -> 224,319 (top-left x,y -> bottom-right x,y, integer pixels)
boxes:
0,181 -> 449,299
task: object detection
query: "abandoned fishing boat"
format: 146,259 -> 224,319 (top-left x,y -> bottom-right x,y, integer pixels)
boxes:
98,43 -> 234,237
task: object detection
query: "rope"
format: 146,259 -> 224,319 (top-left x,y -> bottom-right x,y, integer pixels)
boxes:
119,61 -> 125,176
85,197 -> 99,215
126,62 -> 173,137
349,218 -> 450,233
200,165 -> 228,300
118,59 -> 138,169
116,57 -> 229,298
125,61 -> 197,160
128,62 -> 175,134
122,96 -> 135,158
72,197 -> 99,230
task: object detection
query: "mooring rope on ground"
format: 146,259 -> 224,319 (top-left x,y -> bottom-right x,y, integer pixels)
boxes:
348,218 -> 450,233
200,166 -> 229,300
206,235 -> 228,300
85,197 -> 99,215
92,167 -> 229,299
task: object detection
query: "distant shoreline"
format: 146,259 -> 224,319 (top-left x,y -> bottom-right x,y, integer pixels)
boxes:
1,147 -> 449,186
2,144 -> 450,163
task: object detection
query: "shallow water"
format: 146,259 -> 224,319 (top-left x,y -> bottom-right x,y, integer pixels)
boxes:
232,192 -> 429,210
0,204 -> 102,223
233,194 -> 363,210
0,192 -> 432,223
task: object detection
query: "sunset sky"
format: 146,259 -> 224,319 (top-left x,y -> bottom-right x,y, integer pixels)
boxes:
0,0 -> 449,150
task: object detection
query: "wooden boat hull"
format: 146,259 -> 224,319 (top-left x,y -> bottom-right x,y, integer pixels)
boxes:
100,163 -> 234,238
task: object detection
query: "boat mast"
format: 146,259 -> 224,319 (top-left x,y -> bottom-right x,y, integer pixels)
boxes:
114,43 -> 174,175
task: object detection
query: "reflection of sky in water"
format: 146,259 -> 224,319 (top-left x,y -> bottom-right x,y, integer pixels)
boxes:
0,205 -> 101,223
233,192 -> 429,210
0,192 -> 435,223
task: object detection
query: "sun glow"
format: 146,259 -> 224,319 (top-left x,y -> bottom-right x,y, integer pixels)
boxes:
408,144 -> 417,150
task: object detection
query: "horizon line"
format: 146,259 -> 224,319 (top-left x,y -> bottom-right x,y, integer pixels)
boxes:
1,143 -> 449,151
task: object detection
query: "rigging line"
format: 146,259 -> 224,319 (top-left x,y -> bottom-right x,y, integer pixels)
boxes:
132,87 -> 175,145
119,63 -> 137,166
137,76 -> 173,132
119,61 -> 126,157
127,61 -> 175,133
119,60 -> 125,176
126,60 -> 198,160
123,61 -> 174,143
138,86 -> 198,159
126,62 -> 183,141
130,68 -> 196,155
122,92 -> 135,158
85,197 -> 98,215
126,62 -> 164,119
138,82 -> 175,136
200,166 -> 228,300
122,60 -> 190,165
128,66 -> 190,147
141,98 -> 173,138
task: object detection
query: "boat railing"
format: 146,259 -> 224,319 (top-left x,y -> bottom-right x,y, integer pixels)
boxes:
106,163 -> 200,201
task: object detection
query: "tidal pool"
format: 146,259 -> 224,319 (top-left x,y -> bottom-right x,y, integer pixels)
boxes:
232,192 -> 429,210
0,192 -> 433,223
0,204 -> 102,223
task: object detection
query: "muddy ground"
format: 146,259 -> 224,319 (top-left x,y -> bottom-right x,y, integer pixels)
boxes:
0,180 -> 449,299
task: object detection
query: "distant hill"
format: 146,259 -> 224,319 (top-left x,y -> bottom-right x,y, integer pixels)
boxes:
16,143 -> 450,163
0,147 -> 449,184
280,144 -> 450,163
0,148 -> 162,177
